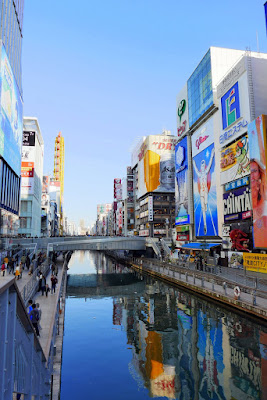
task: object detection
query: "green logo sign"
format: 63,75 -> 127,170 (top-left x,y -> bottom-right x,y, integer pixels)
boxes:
178,99 -> 186,122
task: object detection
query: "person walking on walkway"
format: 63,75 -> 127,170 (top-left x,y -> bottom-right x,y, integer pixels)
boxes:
27,299 -> 33,319
41,275 -> 46,296
54,263 -> 58,276
29,304 -> 40,336
36,302 -> 42,331
51,274 -> 58,294
1,262 -> 6,276
15,265 -> 20,280
26,255 -> 30,270
45,283 -> 51,297
8,257 -> 14,274
19,262 -> 23,278
21,254 -> 26,269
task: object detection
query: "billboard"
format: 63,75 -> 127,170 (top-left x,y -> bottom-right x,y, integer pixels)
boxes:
223,186 -> 252,223
0,44 -> 23,176
114,178 -> 122,201
176,84 -> 188,138
175,137 -> 190,225
193,143 -> 218,236
218,69 -> 250,148
220,135 -> 250,185
137,134 -> 177,199
243,253 -> 267,274
191,117 -> 214,158
248,115 -> 267,248
188,49 -> 213,127
21,131 -> 35,195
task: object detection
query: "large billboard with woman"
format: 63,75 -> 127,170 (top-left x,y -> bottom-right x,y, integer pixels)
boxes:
248,115 -> 267,248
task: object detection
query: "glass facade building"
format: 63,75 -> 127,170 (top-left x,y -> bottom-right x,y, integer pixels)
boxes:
0,0 -> 24,94
188,50 -> 213,128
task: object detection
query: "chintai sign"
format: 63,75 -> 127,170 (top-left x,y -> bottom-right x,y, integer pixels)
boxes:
223,186 -> 252,222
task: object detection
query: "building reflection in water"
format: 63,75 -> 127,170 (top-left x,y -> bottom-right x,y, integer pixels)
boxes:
112,277 -> 267,400
67,251 -> 267,400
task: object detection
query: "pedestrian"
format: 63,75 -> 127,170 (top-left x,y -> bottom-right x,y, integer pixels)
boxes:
28,263 -> 33,276
26,255 -> 30,270
20,254 -> 26,269
38,273 -> 43,292
36,303 -> 42,331
29,304 -> 40,336
51,274 -> 58,294
27,299 -> 33,319
54,263 -> 58,276
8,258 -> 14,274
41,274 -> 46,296
45,283 -> 51,297
1,262 -> 6,276
19,262 -> 23,278
15,265 -> 20,280
3,255 -> 8,266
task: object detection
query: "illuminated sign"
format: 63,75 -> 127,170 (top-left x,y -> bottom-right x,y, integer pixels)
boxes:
225,176 -> 249,192
223,187 -> 252,222
221,82 -> 241,129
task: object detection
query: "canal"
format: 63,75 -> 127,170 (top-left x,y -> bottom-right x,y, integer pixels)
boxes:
60,251 -> 267,400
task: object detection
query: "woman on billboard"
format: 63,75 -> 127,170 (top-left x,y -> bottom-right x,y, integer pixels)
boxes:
249,116 -> 267,248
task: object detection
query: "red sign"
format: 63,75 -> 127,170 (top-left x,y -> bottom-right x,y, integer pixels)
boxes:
177,234 -> 189,241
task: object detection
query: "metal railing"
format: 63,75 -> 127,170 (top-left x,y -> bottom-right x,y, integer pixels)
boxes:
160,238 -> 171,257
131,257 -> 267,307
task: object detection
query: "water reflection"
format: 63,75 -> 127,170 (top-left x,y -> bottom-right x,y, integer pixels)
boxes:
63,251 -> 267,400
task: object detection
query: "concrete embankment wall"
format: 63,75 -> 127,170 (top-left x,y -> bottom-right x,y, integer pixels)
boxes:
128,261 -> 267,322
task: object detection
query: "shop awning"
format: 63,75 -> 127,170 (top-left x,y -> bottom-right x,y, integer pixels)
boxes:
181,243 -> 221,251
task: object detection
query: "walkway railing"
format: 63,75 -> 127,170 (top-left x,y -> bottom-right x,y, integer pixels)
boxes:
131,257 -> 267,307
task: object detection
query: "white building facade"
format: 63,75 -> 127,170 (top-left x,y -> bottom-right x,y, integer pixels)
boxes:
19,118 -> 44,237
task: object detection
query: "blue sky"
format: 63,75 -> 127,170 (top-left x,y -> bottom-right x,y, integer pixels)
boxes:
22,0 -> 267,227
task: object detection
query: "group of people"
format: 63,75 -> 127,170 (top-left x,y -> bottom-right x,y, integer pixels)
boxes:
27,299 -> 42,337
37,270 -> 58,296
1,253 -> 32,278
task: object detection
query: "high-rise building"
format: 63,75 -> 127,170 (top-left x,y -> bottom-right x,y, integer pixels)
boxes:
19,118 -> 44,237
0,0 -> 24,94
0,1 -> 24,242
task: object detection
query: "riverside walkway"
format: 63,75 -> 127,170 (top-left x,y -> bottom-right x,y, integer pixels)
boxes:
13,253 -> 68,399
128,257 -> 267,321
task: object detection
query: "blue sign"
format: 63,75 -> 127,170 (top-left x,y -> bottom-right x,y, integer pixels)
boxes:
193,143 -> 218,236
175,137 -> 190,226
221,82 -> 241,130
0,44 -> 23,176
225,176 -> 249,192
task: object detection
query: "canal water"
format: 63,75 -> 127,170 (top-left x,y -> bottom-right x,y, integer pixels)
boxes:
60,251 -> 267,400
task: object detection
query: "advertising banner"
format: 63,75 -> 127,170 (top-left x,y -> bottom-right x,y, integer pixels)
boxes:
223,186 -> 252,223
193,143 -> 218,236
0,44 -> 23,176
21,132 -> 35,195
175,137 -> 190,225
248,115 -> 267,248
218,73 -> 250,148
243,253 -> 267,273
228,251 -> 243,269
225,176 -> 249,192
176,84 -> 188,138
220,135 -> 250,185
42,176 -> 50,194
137,135 -> 177,199
148,196 -> 153,221
191,117 -> 214,158
114,178 -> 122,201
